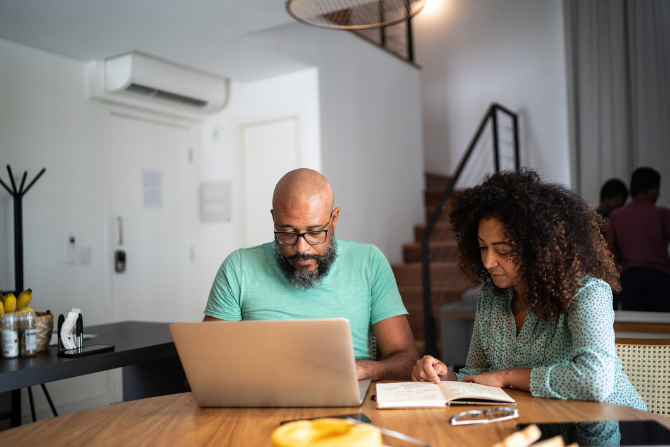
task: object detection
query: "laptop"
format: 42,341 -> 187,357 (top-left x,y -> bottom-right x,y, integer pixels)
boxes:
170,318 -> 371,407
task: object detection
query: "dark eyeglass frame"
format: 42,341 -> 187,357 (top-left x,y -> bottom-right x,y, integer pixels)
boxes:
274,212 -> 333,246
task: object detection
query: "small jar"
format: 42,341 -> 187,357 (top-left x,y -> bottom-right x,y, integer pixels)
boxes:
2,313 -> 19,358
19,311 -> 37,357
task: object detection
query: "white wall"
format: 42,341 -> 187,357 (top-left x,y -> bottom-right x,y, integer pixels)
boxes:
199,68 -> 321,292
414,0 -> 571,185
0,37 -> 118,422
0,21 -> 425,423
255,24 -> 426,263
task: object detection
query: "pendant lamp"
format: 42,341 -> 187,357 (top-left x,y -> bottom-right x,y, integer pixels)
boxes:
286,0 -> 425,30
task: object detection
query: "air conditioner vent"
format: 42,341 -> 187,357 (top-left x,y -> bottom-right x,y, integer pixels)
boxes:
89,52 -> 229,119
126,83 -> 208,108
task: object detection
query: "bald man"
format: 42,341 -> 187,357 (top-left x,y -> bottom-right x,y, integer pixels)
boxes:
204,169 -> 419,381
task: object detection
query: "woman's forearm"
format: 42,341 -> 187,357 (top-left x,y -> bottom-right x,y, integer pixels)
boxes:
502,368 -> 532,392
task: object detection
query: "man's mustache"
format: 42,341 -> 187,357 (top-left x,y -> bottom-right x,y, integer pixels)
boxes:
285,253 -> 322,263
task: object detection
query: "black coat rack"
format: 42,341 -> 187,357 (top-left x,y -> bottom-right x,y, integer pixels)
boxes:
0,164 -> 46,294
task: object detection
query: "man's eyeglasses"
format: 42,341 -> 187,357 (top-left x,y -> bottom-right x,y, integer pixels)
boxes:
450,407 -> 518,425
274,212 -> 333,246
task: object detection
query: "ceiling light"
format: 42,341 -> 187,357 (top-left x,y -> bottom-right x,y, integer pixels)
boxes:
286,0 -> 426,30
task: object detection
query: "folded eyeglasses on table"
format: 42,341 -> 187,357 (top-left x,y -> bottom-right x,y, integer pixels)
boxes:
450,407 -> 519,426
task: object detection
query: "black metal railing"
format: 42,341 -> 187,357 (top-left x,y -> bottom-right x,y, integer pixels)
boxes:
421,103 -> 520,357
352,17 -> 415,63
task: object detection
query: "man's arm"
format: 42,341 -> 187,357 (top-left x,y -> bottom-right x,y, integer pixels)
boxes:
356,315 -> 420,381
203,316 -> 224,321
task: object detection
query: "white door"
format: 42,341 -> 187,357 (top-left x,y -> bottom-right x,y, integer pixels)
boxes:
105,110 -> 197,323
241,117 -> 300,248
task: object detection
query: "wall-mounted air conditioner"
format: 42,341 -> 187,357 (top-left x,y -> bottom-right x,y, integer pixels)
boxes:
88,51 -> 229,120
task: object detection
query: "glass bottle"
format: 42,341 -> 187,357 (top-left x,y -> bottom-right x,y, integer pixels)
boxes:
19,311 -> 37,357
2,313 -> 19,358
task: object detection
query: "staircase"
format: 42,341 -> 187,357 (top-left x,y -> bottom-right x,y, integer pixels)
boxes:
392,173 -> 473,356
392,104 -> 520,356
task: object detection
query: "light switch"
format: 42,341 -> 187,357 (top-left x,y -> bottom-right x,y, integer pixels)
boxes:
200,180 -> 232,222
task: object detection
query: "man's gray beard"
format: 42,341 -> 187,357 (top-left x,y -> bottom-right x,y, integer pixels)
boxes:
274,234 -> 337,290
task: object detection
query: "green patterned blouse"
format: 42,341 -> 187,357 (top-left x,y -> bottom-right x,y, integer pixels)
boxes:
455,276 -> 646,410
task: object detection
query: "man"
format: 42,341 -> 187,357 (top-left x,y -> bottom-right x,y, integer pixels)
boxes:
204,168 -> 419,380
605,167 -> 670,311
596,178 -> 628,220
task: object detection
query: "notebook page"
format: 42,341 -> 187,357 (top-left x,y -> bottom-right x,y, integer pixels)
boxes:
375,382 -> 447,408
438,381 -> 515,403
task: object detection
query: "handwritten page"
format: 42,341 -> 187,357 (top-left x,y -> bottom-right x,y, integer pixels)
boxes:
375,382 -> 447,409
438,381 -> 515,403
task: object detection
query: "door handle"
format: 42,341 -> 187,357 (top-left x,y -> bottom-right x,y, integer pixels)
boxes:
117,216 -> 123,246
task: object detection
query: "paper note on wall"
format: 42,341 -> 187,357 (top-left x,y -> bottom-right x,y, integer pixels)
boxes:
142,170 -> 163,208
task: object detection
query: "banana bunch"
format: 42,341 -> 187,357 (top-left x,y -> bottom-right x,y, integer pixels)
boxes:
1,289 -> 33,316
271,419 -> 382,447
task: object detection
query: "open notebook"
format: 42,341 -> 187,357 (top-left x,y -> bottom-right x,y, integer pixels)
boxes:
375,381 -> 516,409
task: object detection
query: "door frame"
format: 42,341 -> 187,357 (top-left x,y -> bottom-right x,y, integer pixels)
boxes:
238,115 -> 301,248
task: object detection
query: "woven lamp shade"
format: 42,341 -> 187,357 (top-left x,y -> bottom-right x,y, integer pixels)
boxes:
286,0 -> 425,30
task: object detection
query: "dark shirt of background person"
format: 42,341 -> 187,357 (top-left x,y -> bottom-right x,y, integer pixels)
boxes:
605,167 -> 670,312
597,178 -> 628,310
597,178 -> 628,220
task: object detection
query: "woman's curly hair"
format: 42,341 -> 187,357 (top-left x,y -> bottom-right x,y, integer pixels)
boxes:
448,168 -> 620,320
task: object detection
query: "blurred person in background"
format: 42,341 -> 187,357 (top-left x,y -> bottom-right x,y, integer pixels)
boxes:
597,178 -> 628,220
605,167 -> 670,312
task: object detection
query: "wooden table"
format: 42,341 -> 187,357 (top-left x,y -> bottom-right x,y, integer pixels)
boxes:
0,384 -> 665,446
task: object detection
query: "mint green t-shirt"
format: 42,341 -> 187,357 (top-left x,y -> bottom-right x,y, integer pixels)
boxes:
204,239 -> 408,359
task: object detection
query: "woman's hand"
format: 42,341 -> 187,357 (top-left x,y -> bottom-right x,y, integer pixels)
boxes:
411,355 -> 455,383
463,370 -> 507,387
463,368 -> 531,391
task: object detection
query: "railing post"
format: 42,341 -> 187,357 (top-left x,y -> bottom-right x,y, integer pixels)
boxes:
513,113 -> 520,171
406,17 -> 414,62
492,107 -> 500,173
379,1 -> 386,47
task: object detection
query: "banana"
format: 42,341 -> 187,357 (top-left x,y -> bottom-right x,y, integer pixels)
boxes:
18,307 -> 34,314
4,293 -> 16,313
1,293 -> 6,305
17,289 -> 32,310
0,302 -> 4,316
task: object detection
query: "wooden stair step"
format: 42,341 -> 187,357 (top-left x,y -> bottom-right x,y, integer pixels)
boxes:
400,286 -> 469,332
402,240 -> 459,263
399,286 -> 467,308
424,188 -> 445,208
426,204 -> 453,223
414,223 -> 455,243
392,262 -> 472,288
425,172 -> 452,189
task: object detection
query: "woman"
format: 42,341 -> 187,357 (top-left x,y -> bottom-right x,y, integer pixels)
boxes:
412,169 -> 646,410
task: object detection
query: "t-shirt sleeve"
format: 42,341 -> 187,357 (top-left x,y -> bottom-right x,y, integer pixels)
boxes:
204,251 -> 243,321
368,245 -> 408,325
529,280 -> 618,402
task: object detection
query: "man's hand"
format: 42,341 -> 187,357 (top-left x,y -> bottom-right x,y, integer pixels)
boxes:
411,355 -> 456,383
356,315 -> 419,381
